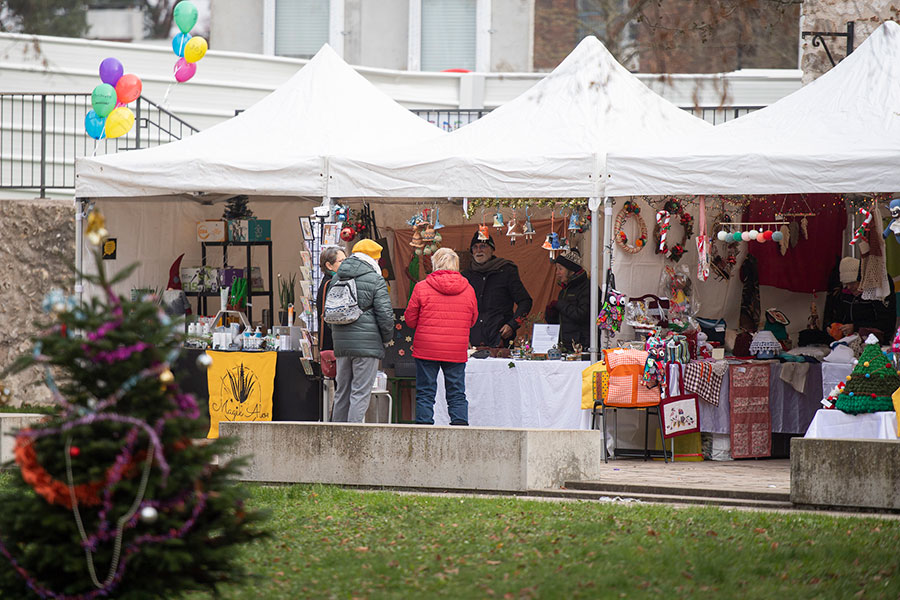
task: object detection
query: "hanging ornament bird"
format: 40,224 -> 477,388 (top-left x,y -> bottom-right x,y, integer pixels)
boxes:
883,198 -> 900,243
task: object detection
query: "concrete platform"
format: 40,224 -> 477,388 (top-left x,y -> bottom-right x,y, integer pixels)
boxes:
791,437 -> 900,510
219,421 -> 605,491
0,414 -> 46,464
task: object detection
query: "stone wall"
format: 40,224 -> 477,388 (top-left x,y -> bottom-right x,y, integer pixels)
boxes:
801,1 -> 900,82
0,198 -> 74,407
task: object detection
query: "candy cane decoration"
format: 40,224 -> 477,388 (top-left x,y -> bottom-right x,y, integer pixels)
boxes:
849,207 -> 872,246
656,210 -> 671,252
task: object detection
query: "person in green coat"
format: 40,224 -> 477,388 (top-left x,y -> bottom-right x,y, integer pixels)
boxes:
331,239 -> 394,422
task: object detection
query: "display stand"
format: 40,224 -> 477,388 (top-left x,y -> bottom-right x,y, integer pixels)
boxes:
186,241 -> 274,325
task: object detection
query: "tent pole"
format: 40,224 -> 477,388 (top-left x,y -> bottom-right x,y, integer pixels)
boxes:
74,197 -> 85,305
590,198 -> 600,363
599,196 -> 613,353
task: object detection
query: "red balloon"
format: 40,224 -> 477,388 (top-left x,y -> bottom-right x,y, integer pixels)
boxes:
115,73 -> 142,104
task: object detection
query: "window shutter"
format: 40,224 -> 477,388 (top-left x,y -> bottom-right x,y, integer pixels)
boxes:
275,0 -> 330,58
421,0 -> 476,72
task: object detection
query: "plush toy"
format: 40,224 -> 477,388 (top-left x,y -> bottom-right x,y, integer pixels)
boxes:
597,289 -> 627,335
883,198 -> 900,243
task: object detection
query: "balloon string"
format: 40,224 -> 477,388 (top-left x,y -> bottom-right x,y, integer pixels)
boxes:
92,138 -> 100,157
161,83 -> 174,110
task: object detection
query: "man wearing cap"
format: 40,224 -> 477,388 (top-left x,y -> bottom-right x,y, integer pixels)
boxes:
331,239 -> 394,422
462,232 -> 533,348
822,256 -> 896,344
544,248 -> 592,354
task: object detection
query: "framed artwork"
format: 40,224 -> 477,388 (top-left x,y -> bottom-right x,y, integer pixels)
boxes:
322,224 -> 341,247
659,393 -> 701,439
300,216 -> 314,240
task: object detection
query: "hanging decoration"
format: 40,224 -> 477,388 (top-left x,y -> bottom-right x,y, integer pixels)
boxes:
850,207 -> 873,246
597,289 -> 627,336
493,208 -> 504,229
653,199 -> 693,262
542,210 -> 561,258
522,208 -> 535,243
465,197 -> 587,218
696,196 -> 710,281
613,200 -> 647,255
506,210 -> 519,246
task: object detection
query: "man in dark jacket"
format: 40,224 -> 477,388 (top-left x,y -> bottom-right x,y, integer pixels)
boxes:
331,239 -> 394,422
462,231 -> 532,348
544,248 -> 592,354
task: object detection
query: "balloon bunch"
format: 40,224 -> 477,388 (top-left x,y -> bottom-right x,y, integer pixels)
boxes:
85,58 -> 142,140
171,1 -> 207,83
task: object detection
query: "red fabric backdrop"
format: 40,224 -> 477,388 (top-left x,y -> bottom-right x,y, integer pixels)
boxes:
391,219 -> 570,327
746,194 -> 847,293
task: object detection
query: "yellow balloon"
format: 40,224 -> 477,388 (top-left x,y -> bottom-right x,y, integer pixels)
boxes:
184,36 -> 208,63
105,106 -> 135,139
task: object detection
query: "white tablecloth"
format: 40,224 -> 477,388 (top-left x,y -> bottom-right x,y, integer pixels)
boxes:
804,409 -> 898,439
432,358 -> 593,429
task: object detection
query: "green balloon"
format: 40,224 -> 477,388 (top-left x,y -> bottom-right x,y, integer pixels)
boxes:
91,83 -> 117,118
173,1 -> 198,34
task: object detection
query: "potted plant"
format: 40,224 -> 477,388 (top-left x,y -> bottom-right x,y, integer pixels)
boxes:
277,272 -> 296,326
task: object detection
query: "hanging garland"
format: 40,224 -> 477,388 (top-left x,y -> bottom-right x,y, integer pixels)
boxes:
465,197 -> 588,218
653,199 -> 694,262
613,200 -> 647,254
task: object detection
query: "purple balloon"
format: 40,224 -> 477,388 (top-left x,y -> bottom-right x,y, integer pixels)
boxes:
174,57 -> 196,83
99,57 -> 124,86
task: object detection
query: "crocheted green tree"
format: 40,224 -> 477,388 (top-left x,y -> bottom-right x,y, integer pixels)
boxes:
834,342 -> 900,414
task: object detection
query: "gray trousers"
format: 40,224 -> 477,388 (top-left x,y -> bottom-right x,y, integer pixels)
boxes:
332,356 -> 379,422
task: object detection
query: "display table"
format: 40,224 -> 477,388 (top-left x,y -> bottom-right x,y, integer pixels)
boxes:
821,361 -> 854,398
698,361 -> 823,435
176,349 -> 321,424
431,358 -> 592,429
804,409 -> 898,440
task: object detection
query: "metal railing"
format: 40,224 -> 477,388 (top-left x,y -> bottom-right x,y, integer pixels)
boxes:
412,105 -> 763,130
0,93 -> 198,197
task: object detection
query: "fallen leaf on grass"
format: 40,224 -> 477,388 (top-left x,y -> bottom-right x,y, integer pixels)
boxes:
682,571 -> 693,580
355,546 -> 369,552
486,560 -> 502,565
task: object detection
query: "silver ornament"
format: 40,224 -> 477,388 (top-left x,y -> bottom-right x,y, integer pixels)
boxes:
196,353 -> 213,370
140,506 -> 158,523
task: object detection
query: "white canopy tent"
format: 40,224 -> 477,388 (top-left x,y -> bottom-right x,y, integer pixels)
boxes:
73,45 -> 446,303
606,20 -> 900,196
328,36 -> 712,358
76,44 -> 446,198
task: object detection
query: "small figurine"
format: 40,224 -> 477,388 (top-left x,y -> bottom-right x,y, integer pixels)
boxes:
884,198 -> 900,243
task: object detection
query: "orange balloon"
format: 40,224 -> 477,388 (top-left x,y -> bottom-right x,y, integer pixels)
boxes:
115,73 -> 142,104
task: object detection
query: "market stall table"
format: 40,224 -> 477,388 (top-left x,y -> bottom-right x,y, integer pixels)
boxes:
176,349 -> 321,427
804,409 -> 898,440
431,358 -> 592,429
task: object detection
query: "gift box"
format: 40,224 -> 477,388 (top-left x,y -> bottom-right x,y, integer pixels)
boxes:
196,220 -> 226,243
220,267 -> 244,287
181,267 -> 202,292
228,219 -> 271,242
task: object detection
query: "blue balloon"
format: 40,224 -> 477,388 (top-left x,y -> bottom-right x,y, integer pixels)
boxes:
84,110 -> 106,140
172,32 -> 192,57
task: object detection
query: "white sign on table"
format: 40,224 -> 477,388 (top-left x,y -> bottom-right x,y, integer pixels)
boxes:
531,324 -> 560,354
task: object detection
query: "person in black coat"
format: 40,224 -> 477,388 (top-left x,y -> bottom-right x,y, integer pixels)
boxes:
315,246 -> 346,352
544,248 -> 592,354
462,231 -> 533,348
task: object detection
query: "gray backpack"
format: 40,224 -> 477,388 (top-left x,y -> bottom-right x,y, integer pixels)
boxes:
324,278 -> 363,325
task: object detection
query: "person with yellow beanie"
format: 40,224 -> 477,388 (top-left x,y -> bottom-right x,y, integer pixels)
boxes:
330,238 -> 394,422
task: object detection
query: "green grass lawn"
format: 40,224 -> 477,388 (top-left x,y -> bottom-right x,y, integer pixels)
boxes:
0,473 -> 897,599
189,484 -> 899,600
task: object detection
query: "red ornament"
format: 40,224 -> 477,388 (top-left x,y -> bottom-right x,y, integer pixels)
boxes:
340,226 -> 356,242
69,446 -> 80,457
763,230 -> 773,241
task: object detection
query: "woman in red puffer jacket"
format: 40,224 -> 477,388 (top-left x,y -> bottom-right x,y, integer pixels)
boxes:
405,248 -> 478,425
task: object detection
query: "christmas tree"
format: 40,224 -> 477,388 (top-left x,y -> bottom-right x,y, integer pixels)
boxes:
0,211 -> 266,599
222,194 -> 253,220
834,337 -> 900,414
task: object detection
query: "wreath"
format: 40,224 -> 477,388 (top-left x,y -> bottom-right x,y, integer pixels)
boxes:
613,200 -> 647,254
653,199 -> 694,262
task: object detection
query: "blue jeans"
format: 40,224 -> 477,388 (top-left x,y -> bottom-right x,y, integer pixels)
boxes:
415,358 -> 468,425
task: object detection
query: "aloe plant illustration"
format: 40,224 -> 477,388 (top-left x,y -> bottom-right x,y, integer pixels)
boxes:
226,363 -> 256,405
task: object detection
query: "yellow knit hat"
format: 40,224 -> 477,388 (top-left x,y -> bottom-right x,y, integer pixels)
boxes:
352,238 -> 383,260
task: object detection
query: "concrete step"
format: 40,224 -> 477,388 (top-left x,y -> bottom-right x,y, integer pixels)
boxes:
532,487 -> 795,510
564,480 -> 790,503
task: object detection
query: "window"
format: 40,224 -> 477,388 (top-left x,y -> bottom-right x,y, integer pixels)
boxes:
420,0 -> 476,71
275,0 -> 330,58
